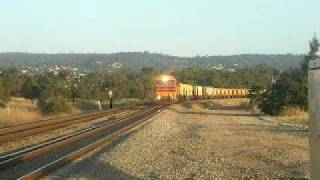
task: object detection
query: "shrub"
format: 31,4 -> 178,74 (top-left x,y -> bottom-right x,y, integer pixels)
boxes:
0,86 -> 10,108
38,96 -> 72,115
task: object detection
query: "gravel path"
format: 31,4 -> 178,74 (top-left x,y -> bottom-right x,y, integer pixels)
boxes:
44,99 -> 309,179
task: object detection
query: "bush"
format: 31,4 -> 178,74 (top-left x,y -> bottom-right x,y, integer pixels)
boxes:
0,86 -> 10,108
256,69 -> 307,116
38,96 -> 72,115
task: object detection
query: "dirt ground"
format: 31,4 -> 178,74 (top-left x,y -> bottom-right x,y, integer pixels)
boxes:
44,99 -> 310,179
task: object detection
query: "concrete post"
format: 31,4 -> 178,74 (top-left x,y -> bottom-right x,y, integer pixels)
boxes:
309,59 -> 320,179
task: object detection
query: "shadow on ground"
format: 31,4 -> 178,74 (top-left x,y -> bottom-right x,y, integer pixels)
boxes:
48,127 -> 155,180
180,102 -> 193,109
169,108 -> 256,117
171,109 -> 308,133
200,101 -> 251,110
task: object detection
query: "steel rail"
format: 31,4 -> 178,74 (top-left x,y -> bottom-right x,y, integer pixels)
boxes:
0,113 -> 131,167
0,107 -> 132,135
0,105 -> 142,142
0,106 -> 151,170
17,106 -> 161,180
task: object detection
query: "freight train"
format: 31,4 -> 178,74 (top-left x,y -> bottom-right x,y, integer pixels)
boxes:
154,74 -> 250,101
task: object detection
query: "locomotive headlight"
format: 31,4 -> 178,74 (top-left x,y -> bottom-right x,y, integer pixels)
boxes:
162,75 -> 169,83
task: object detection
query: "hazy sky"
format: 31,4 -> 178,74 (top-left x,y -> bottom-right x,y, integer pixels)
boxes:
0,0 -> 319,56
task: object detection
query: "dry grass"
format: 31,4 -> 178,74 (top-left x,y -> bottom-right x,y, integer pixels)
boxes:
201,98 -> 251,110
0,98 -> 85,128
0,97 -> 142,128
209,98 -> 251,107
76,98 -> 143,112
200,99 -> 308,126
0,98 -> 44,127
278,106 -> 308,125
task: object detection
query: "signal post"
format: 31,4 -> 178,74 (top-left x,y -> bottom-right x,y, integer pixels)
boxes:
108,90 -> 113,109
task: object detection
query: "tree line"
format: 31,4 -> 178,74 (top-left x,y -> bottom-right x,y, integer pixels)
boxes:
173,65 -> 278,89
0,52 -> 304,72
0,67 -> 157,115
0,64 -> 279,115
251,36 -> 319,115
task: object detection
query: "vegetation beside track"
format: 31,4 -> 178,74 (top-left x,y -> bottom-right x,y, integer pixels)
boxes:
0,63 -> 276,118
248,36 -> 318,124
0,36 -> 316,125
0,97 -> 145,128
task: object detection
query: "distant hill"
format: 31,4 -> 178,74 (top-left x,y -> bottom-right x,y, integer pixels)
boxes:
0,52 -> 304,72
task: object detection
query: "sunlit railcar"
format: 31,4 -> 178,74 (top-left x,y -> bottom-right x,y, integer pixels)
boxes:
240,89 -> 246,97
193,86 -> 203,99
214,88 -> 222,98
226,89 -> 231,98
154,74 -> 178,101
178,83 -> 193,100
235,89 -> 241,98
217,88 -> 223,98
212,88 -> 218,97
203,86 -> 214,99
231,89 -> 236,98
222,89 -> 228,98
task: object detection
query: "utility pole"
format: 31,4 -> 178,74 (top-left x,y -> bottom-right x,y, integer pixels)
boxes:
309,59 -> 320,179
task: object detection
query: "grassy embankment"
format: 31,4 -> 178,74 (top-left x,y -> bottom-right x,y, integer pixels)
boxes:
1,98 -> 307,128
0,98 -> 44,128
276,107 -> 308,125
250,103 -> 308,125
0,97 -> 144,128
201,98 -> 308,125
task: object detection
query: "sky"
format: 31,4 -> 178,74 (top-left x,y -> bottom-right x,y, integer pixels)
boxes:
0,0 -> 319,56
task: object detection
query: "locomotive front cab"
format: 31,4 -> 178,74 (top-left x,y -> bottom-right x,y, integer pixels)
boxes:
154,74 -> 178,102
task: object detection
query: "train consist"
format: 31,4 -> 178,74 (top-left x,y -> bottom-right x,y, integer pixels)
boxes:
155,74 -> 250,101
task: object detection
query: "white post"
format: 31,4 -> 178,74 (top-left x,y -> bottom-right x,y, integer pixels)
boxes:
309,59 -> 320,179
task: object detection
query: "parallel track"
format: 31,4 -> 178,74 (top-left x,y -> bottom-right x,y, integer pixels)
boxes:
0,105 -> 142,143
0,105 -> 164,180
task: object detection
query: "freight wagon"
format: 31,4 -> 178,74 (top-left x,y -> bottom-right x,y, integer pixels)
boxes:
154,74 -> 250,101
178,83 -> 193,100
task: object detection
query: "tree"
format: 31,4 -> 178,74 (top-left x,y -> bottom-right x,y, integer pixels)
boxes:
256,36 -> 319,115
138,67 -> 157,99
38,95 -> 72,115
172,65 -> 277,89
0,84 -> 10,108
302,35 -> 319,75
258,68 -> 309,115
300,35 -> 319,108
1,68 -> 22,97
21,76 -> 39,100
249,85 -> 265,105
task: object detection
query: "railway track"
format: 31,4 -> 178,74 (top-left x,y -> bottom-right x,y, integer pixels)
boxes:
0,105 -> 143,143
0,105 -> 164,180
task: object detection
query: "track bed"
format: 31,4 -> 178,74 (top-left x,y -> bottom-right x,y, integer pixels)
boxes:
44,99 -> 310,179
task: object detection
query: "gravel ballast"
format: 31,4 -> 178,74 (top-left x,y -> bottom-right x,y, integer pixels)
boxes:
0,110 -> 135,155
44,99 -> 309,179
